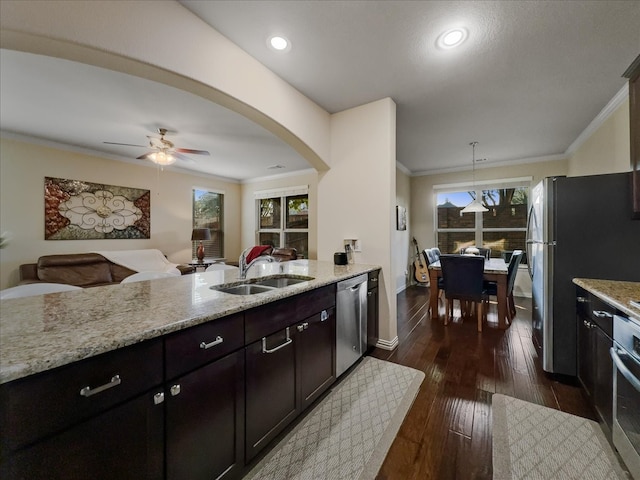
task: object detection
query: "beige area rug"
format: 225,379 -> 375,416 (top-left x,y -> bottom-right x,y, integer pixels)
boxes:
244,356 -> 424,480
492,394 -> 629,480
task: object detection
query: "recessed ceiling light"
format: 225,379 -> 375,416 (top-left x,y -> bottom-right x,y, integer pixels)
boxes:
269,36 -> 290,51
437,28 -> 468,49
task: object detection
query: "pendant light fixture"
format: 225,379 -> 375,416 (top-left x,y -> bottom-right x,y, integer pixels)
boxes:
461,141 -> 488,214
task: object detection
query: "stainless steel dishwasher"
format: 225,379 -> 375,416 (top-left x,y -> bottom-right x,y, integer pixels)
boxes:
336,274 -> 368,377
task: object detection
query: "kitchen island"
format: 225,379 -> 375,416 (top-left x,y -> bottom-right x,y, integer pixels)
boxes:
0,260 -> 381,480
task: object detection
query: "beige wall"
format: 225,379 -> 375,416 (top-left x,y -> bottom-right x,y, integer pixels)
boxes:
240,170 -> 319,260
319,98 -> 398,348
0,138 -> 241,289
567,99 -> 631,176
394,168 -> 411,293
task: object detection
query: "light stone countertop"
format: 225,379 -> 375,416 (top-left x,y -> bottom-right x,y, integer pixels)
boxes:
573,278 -> 640,322
0,260 -> 380,384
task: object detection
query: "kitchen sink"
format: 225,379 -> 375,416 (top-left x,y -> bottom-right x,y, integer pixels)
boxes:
212,284 -> 276,295
210,275 -> 314,295
253,277 -> 310,288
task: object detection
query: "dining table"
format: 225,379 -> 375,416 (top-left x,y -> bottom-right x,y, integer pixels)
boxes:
428,257 -> 510,329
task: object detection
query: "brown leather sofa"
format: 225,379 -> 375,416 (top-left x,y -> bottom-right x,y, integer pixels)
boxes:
19,253 -> 194,288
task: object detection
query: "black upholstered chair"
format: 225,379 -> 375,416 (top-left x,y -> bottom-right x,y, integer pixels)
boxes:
484,249 -> 523,323
439,254 -> 487,332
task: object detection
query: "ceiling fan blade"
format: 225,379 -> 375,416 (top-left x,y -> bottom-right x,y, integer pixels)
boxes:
104,141 -> 148,148
136,152 -> 154,160
175,148 -> 210,155
172,152 -> 196,163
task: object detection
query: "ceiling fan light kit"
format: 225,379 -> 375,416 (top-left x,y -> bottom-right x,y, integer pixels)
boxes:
105,128 -> 209,167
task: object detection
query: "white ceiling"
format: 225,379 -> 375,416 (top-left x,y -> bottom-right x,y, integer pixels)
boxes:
2,1 -> 639,181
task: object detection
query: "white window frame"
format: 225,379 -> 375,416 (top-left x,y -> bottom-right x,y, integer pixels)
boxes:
433,177 -> 532,255
255,185 -> 309,254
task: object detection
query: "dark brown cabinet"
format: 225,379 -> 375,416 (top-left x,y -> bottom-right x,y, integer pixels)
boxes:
244,285 -> 337,462
297,307 -> 336,410
576,287 -> 614,436
245,327 -> 298,461
0,339 -> 164,479
165,350 -> 244,480
367,269 -> 380,350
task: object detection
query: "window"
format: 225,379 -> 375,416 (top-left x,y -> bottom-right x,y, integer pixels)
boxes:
257,188 -> 308,258
435,180 -> 529,262
193,189 -> 224,259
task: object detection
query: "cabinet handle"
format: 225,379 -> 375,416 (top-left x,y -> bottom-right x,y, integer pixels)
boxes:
200,336 -> 224,350
592,310 -> 612,319
79,375 -> 121,397
297,323 -> 309,332
321,310 -> 329,322
367,291 -> 372,297
583,320 -> 593,328
370,277 -> 378,283
577,296 -> 589,303
153,392 -> 165,405
262,327 -> 293,354
170,384 -> 181,397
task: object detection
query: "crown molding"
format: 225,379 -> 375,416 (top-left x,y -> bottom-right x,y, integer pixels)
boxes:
241,168 -> 317,184
411,153 -> 567,177
396,161 -> 412,176
565,83 -> 629,156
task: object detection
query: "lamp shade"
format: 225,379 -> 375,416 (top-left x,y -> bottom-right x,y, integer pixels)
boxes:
191,228 -> 211,241
461,199 -> 489,214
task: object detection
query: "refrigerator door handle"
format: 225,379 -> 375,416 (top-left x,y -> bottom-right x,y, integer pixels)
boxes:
526,204 -> 535,279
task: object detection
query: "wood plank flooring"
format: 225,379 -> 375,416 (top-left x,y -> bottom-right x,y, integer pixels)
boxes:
370,285 -> 594,480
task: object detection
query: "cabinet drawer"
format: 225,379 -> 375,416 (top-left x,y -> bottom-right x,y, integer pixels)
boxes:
296,284 -> 336,319
245,297 -> 297,345
0,338 -> 162,453
165,313 -> 244,379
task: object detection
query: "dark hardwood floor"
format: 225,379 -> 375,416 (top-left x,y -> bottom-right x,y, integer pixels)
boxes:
369,285 -> 594,480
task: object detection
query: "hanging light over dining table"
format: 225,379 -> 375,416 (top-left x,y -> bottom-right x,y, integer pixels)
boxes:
461,141 -> 489,214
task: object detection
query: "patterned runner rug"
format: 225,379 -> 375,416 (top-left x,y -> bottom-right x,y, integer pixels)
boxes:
244,356 -> 424,480
492,394 -> 628,479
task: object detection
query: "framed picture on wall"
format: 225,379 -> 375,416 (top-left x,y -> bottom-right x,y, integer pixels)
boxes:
396,205 -> 407,231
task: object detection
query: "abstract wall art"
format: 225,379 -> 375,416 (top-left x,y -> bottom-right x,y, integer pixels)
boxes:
44,177 -> 150,240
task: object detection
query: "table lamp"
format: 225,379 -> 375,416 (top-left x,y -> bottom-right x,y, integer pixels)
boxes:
191,228 -> 211,262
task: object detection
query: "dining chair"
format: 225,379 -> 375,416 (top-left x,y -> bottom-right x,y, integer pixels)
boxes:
120,271 -> 179,284
423,248 -> 438,265
0,283 -> 82,300
484,249 -> 523,323
439,254 -> 487,332
461,246 -> 491,259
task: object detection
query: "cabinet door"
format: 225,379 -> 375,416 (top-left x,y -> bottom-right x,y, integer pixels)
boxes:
577,303 -> 594,397
245,327 -> 298,462
165,350 -> 244,480
297,307 -> 336,410
593,326 -> 614,434
2,391 -> 164,480
367,286 -> 379,350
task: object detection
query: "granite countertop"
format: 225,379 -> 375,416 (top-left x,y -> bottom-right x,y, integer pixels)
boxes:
0,260 -> 380,384
573,278 -> 640,322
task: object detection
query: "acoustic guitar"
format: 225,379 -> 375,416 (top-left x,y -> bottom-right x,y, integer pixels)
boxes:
412,237 -> 429,284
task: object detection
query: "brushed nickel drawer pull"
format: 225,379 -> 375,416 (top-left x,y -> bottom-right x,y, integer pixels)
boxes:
321,310 -> 329,322
262,327 -> 292,354
153,392 -> 165,405
592,310 -> 612,319
80,375 -> 121,397
200,336 -> 224,350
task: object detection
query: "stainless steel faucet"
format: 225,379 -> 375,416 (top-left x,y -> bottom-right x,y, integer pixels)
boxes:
239,250 -> 276,279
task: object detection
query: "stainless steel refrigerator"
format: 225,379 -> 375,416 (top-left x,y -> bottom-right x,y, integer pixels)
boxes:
527,173 -> 640,376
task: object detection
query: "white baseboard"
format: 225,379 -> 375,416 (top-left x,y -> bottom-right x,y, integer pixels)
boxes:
375,336 -> 399,351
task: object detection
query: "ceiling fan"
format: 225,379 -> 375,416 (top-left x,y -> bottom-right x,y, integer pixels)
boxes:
104,128 -> 210,166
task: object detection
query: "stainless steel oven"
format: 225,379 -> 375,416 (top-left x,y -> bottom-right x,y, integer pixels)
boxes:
611,314 -> 640,479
